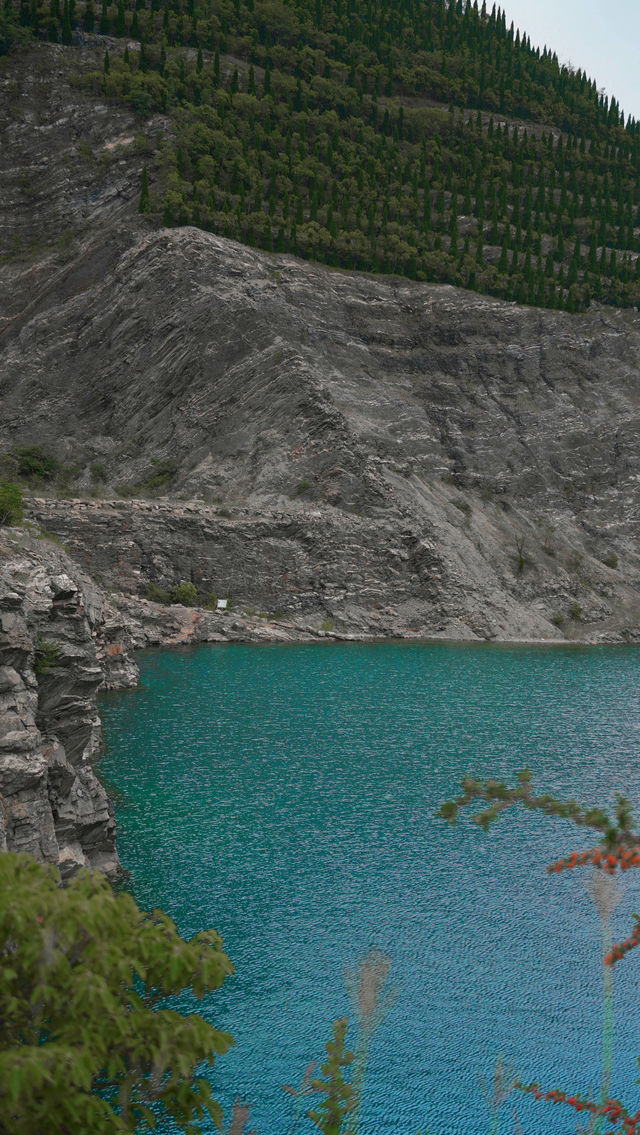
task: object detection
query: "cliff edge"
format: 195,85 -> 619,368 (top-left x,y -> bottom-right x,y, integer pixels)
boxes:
0,530 -> 138,876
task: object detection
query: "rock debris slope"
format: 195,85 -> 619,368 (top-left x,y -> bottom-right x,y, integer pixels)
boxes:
1,226 -> 640,641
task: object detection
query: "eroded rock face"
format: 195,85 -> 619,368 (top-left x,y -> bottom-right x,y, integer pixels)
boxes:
0,534 -> 138,877
1,225 -> 640,641
2,226 -> 640,519
20,480 -> 640,645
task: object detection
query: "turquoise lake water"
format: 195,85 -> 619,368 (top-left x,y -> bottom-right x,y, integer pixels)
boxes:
99,642 -> 640,1135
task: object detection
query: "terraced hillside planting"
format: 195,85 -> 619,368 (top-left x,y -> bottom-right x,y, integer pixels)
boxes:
3,0 -> 640,310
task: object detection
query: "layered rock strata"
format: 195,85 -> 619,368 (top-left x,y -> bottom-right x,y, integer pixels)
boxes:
2,225 -> 640,639
22,490 -> 640,644
0,532 -> 137,877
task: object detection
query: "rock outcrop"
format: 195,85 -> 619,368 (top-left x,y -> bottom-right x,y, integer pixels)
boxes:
0,530 -> 138,877
19,488 -> 640,643
4,225 -> 640,523
1,222 -> 640,641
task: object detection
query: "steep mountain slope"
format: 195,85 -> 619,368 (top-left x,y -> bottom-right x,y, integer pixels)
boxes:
3,0 -> 640,314
3,223 -> 640,641
2,22 -> 640,644
4,6 -> 640,883
0,38 -> 170,324
4,224 -> 640,516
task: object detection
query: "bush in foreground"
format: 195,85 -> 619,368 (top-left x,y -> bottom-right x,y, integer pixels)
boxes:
0,854 -> 233,1134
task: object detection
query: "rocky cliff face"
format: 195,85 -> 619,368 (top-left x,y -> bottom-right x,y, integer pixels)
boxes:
0,37 -> 163,329
4,224 -> 640,522
0,520 -> 332,871
0,530 -> 138,877
2,223 -> 640,641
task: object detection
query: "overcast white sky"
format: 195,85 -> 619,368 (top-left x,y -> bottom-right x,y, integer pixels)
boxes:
501,1 -> 640,122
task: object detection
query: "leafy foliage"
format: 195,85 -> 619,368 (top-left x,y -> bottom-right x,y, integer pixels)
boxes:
0,446 -> 82,492
144,581 -> 173,603
307,1018 -> 355,1135
11,444 -> 60,482
33,637 -> 61,675
0,4 -> 29,54
0,853 -> 233,1134
439,768 -> 640,963
438,767 -> 639,846
172,579 -> 199,605
7,0 -> 640,311
140,459 -> 177,491
0,482 -> 23,527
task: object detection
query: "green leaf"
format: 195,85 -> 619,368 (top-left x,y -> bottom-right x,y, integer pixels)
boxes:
437,801 -> 458,823
0,853 -> 233,1134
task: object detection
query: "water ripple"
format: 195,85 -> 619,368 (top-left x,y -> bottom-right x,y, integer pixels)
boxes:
100,642 -> 640,1135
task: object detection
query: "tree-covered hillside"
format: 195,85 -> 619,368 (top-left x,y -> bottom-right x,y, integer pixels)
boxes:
4,0 -> 640,311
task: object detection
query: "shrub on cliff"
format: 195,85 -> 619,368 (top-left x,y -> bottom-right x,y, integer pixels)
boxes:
0,482 -> 23,527
11,445 -> 59,483
33,637 -> 61,675
171,580 -> 198,606
0,854 -> 233,1134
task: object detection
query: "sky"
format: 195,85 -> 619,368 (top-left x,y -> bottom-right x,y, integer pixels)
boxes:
501,1 -> 640,122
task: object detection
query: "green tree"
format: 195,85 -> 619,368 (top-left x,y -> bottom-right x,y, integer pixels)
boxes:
0,853 -> 233,1134
12,444 -> 58,481
0,482 -> 23,526
61,0 -> 71,43
138,165 -> 150,213
307,1018 -> 355,1135
171,579 -> 198,605
57,0 -> 640,314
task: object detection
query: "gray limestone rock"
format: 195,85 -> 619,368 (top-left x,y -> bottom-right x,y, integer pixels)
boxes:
1,224 -> 640,641
0,531 -> 138,877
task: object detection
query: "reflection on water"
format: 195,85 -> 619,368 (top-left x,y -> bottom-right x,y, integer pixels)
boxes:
100,642 -> 640,1134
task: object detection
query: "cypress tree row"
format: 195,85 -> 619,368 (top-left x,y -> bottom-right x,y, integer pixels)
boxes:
5,0 -> 640,311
